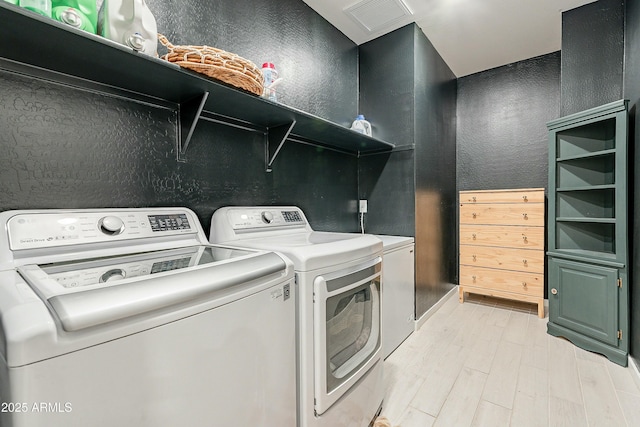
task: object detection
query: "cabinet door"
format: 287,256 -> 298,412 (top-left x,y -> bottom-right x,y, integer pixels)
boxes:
549,258 -> 619,346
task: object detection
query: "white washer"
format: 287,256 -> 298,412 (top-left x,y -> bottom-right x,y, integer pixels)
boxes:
375,235 -> 415,359
0,208 -> 296,427
210,206 -> 385,427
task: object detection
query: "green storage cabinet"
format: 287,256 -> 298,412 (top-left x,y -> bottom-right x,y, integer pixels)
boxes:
546,99 -> 629,366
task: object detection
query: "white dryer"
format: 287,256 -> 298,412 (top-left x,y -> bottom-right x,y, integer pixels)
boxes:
210,206 -> 385,427
0,208 -> 296,427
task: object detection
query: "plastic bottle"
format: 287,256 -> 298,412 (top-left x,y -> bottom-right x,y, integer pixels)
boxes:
262,62 -> 278,102
350,115 -> 372,137
19,0 -> 52,17
97,0 -> 158,56
51,0 -> 98,33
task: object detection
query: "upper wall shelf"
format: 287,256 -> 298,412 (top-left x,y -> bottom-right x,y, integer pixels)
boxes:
0,4 -> 394,166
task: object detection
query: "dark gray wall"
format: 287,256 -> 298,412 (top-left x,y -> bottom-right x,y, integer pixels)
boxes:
413,27 -> 458,312
358,24 -> 458,318
0,0 -> 360,234
358,25 -> 416,239
625,0 -> 640,369
457,52 -> 561,192
561,0 -> 625,116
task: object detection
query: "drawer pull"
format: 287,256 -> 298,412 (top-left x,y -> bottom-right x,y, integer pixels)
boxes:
472,255 -> 477,261
472,196 -> 476,202
472,212 -> 477,218
472,275 -> 476,282
523,259 -> 528,265
523,213 -> 528,219
472,234 -> 477,240
523,195 -> 528,202
522,282 -> 527,288
551,288 -> 558,295
523,235 -> 528,242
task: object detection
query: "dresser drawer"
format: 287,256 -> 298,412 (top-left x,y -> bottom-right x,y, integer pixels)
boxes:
459,224 -> 544,249
459,265 -> 543,297
460,203 -> 544,226
460,189 -> 545,204
459,245 -> 544,273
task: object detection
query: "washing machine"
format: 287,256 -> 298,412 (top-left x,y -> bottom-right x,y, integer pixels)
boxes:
0,208 -> 296,427
210,206 -> 385,427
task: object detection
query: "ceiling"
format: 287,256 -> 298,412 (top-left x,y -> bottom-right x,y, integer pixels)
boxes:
301,0 -> 598,77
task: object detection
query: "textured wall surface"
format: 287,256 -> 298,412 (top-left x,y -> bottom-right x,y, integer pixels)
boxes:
413,26 -> 458,313
147,0 -> 357,125
0,0 -> 360,234
358,24 -> 458,318
457,53 -> 560,192
561,0 -> 624,116
625,0 -> 640,368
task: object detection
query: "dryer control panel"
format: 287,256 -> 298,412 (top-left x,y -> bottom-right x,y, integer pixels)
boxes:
227,208 -> 306,231
7,209 -> 198,251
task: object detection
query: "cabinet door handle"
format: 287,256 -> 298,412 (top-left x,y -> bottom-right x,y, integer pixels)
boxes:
551,288 -> 558,295
523,213 -> 528,219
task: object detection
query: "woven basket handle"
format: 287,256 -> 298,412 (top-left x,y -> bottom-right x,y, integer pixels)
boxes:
157,33 -> 175,50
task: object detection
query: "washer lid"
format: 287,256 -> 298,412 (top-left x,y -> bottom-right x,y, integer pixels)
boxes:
17,245 -> 286,332
224,231 -> 383,271
374,235 -> 414,251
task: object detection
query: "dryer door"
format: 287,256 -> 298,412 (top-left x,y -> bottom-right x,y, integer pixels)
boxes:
313,257 -> 382,415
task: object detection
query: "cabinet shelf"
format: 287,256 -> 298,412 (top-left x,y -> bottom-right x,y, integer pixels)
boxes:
556,217 -> 615,223
0,3 -> 395,166
556,184 -> 616,192
557,148 -> 616,162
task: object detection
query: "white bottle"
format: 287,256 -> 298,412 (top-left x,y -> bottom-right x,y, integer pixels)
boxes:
262,62 -> 278,101
350,115 -> 372,137
98,0 -> 158,56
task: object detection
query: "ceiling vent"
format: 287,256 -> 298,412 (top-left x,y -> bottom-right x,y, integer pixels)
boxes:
345,0 -> 413,33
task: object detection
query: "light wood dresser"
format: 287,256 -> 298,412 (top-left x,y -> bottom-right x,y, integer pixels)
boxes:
459,188 -> 545,318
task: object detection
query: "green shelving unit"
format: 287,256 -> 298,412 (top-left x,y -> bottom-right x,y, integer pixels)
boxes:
547,99 -> 629,366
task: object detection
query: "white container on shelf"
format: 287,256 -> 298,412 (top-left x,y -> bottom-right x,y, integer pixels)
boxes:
97,0 -> 158,56
350,114 -> 372,137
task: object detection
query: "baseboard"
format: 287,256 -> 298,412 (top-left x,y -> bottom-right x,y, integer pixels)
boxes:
629,356 -> 640,390
414,285 -> 457,331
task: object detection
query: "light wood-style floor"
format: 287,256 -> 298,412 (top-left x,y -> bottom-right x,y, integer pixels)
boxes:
381,292 -> 640,427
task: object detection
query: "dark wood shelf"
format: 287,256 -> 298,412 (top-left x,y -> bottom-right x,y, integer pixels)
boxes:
0,3 -> 394,166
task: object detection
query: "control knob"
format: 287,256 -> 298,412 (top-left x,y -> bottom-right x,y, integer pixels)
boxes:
99,216 -> 125,235
261,211 -> 274,224
100,269 -> 126,283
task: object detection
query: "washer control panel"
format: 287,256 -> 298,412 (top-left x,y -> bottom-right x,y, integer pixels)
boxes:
227,208 -> 306,231
7,210 -> 196,251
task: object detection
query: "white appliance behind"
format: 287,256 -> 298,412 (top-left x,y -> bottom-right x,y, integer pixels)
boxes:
377,235 -> 415,359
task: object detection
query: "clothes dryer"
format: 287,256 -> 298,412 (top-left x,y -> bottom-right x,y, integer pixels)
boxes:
210,206 -> 385,427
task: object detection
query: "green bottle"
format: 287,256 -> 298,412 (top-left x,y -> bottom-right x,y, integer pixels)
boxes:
51,0 -> 97,33
18,0 -> 51,17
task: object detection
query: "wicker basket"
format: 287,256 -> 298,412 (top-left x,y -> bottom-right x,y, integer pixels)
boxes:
158,34 -> 264,96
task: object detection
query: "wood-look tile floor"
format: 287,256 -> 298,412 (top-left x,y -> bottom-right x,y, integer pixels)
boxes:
381,292 -> 640,427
